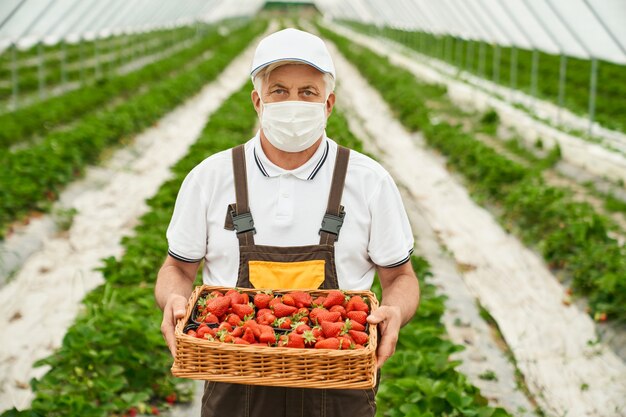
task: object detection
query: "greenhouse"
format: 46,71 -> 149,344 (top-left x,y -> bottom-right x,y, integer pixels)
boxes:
0,0 -> 624,416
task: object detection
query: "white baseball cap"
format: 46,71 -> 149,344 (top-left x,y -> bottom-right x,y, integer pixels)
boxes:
250,28 -> 336,80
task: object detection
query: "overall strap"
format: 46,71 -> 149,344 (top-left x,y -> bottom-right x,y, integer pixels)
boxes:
319,146 -> 350,245
231,144 -> 256,246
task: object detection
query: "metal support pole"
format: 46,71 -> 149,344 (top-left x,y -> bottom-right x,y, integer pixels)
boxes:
510,46 -> 518,91
455,37 -> 463,68
478,42 -> 486,77
61,41 -> 67,85
466,40 -> 474,73
493,45 -> 500,83
588,58 -> 598,137
37,41 -> 45,99
531,49 -> 539,100
79,39 -> 85,84
557,54 -> 567,124
11,44 -> 19,108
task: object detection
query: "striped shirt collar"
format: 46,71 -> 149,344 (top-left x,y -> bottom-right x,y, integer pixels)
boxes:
252,130 -> 330,181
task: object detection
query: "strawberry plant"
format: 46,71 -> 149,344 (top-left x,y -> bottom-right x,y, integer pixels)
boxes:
0,20 -> 267,240
320,24 -> 626,322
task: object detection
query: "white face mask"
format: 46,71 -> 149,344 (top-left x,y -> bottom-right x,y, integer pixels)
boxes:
260,99 -> 327,153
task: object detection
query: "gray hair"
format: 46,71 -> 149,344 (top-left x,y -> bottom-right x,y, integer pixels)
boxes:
253,60 -> 335,100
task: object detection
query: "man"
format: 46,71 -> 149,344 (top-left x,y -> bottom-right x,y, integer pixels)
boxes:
155,28 -> 420,416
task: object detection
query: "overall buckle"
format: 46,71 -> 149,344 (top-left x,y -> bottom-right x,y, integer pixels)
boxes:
230,210 -> 256,234
319,210 -> 345,240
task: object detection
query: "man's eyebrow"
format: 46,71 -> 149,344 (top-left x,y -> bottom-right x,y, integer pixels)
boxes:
269,82 -> 288,89
299,85 -> 320,91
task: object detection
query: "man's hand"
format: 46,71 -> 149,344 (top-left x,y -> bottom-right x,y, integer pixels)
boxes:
367,305 -> 402,368
160,294 -> 189,357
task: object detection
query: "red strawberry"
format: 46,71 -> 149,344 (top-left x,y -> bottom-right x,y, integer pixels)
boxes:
287,332 -> 305,348
165,393 -> 177,405
241,293 -> 250,304
273,303 -> 297,318
282,293 -> 296,307
354,344 -> 365,349
269,296 -> 282,308
204,313 -> 219,324
196,324 -> 211,338
232,303 -> 254,320
309,307 -> 325,323
225,313 -> 242,327
312,296 -> 326,307
230,326 -> 243,338
323,290 -> 345,308
206,296 -> 230,317
315,337 -> 341,349
330,305 -> 347,319
321,321 -> 345,338
315,310 -> 342,324
254,293 -> 272,309
186,329 -> 197,337
233,337 -> 250,345
348,330 -> 368,345
218,322 -> 233,332
258,325 -> 276,344
347,319 -> 365,332
339,335 -> 354,350
256,313 -> 276,326
311,326 -> 323,339
256,308 -> 272,318
277,334 -> 289,347
346,310 -> 367,325
346,296 -> 369,313
151,406 -> 159,416
209,290 -> 223,298
129,408 -> 138,417
294,323 -> 311,334
274,317 -> 292,330
289,291 -> 312,308
242,328 -> 256,344
226,289 -> 245,305
243,320 -> 261,338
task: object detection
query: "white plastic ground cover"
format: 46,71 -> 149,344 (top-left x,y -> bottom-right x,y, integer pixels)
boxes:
325,21 -> 626,186
324,30 -> 626,417
335,102 -> 535,415
0,32 -> 268,411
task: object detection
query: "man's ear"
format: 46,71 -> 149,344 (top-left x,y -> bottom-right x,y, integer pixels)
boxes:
325,92 -> 336,117
251,89 -> 261,116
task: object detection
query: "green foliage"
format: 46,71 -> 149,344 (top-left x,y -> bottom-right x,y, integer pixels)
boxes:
0,24 -> 227,148
4,82 -> 259,416
321,23 -> 626,321
371,257 -> 512,417
344,21 -> 626,134
0,20 -> 267,240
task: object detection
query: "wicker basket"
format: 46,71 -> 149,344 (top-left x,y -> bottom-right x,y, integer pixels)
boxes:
172,285 -> 379,389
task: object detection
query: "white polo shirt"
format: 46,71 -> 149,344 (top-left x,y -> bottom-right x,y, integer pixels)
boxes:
166,130 -> 414,290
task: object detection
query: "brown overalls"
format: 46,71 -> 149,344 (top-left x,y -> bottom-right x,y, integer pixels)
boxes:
201,144 -> 380,417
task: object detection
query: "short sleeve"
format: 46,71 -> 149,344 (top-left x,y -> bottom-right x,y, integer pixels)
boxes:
166,170 -> 208,262
367,172 -> 414,267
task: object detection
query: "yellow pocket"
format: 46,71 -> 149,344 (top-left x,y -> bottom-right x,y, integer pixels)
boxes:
248,260 -> 325,290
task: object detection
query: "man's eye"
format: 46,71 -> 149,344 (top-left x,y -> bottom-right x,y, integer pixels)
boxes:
273,89 -> 286,95
302,90 -> 314,96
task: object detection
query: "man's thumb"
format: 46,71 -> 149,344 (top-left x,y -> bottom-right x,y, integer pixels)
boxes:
172,297 -> 187,318
366,309 -> 384,325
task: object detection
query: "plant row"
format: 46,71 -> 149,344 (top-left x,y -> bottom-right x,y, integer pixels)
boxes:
0,23 -> 226,148
319,24 -> 626,321
0,26 -> 196,75
342,21 -> 626,134
0,20 -> 268,240
0,83 -> 260,417
0,27 -> 198,101
186,288 -> 371,349
326,111 -> 514,416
